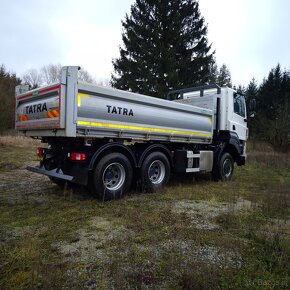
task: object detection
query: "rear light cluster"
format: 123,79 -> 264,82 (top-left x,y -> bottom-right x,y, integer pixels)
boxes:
37,148 -> 86,161
37,147 -> 45,156
70,152 -> 86,161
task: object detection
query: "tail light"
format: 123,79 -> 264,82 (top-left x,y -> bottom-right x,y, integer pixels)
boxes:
70,152 -> 86,161
37,147 -> 44,156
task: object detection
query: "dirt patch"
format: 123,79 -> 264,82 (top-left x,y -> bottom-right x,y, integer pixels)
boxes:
263,218 -> 290,238
0,226 -> 34,245
0,165 -> 56,203
52,216 -> 131,264
173,198 -> 253,230
161,239 -> 242,269
0,163 -> 91,203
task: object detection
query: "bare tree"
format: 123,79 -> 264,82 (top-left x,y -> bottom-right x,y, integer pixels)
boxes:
95,78 -> 111,87
22,64 -> 97,88
22,68 -> 43,89
41,63 -> 62,84
78,68 -> 95,83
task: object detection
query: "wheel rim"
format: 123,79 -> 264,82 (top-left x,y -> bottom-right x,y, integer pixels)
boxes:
148,160 -> 165,184
103,163 -> 125,191
223,158 -> 232,178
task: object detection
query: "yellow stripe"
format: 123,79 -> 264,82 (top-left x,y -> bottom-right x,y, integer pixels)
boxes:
77,93 -> 90,107
77,120 -> 212,137
207,117 -> 212,126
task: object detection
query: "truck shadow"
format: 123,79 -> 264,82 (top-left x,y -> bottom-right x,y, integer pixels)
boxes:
169,172 -> 213,186
59,173 -> 215,202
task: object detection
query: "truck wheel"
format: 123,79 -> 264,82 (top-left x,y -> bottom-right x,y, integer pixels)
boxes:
141,152 -> 170,192
214,152 -> 234,181
91,153 -> 133,200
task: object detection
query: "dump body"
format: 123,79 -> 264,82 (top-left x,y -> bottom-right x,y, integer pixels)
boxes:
15,67 -> 213,144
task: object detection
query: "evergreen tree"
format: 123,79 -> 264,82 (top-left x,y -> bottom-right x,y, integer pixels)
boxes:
245,78 -> 258,114
0,65 -> 21,132
216,64 -> 232,87
256,64 -> 290,149
208,58 -> 218,84
237,84 -> 246,94
112,0 -> 215,98
245,78 -> 258,138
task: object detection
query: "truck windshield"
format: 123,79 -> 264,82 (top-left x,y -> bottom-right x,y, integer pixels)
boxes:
233,93 -> 246,117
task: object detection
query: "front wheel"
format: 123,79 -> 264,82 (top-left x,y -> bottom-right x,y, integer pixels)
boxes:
91,153 -> 133,200
141,152 -> 170,192
213,152 -> 234,181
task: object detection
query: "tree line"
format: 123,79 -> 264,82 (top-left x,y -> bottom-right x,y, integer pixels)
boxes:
244,64 -> 290,150
0,65 -> 21,132
0,0 -> 289,149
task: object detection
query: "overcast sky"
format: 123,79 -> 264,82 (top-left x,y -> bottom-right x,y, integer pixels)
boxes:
0,0 -> 289,86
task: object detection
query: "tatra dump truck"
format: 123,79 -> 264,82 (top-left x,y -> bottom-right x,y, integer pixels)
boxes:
15,66 -> 248,200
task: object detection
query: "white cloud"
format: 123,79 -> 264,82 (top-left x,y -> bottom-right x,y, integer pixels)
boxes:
199,0 -> 289,85
0,0 -> 289,86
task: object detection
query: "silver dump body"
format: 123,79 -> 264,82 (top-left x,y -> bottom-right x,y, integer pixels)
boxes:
15,66 -> 214,144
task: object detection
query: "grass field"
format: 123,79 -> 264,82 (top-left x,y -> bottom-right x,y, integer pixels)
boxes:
0,136 -> 289,289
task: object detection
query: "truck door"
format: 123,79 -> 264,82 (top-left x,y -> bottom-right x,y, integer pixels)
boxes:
229,93 -> 248,141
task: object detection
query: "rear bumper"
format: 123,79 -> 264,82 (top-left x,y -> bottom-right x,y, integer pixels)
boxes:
27,166 -> 74,181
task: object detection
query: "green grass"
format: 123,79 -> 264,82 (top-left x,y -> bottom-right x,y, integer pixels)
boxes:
0,137 -> 289,289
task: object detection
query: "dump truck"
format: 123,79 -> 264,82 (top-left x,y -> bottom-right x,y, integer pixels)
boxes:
15,66 -> 248,199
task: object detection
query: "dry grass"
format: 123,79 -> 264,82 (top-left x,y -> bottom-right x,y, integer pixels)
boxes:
0,138 -> 289,289
245,140 -> 290,171
0,134 -> 40,147
247,139 -> 275,152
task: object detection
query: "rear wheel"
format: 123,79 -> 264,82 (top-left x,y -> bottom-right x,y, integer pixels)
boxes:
91,153 -> 133,200
141,152 -> 170,192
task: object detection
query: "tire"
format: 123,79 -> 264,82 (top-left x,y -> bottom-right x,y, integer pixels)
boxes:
91,153 -> 133,200
213,152 -> 234,181
141,152 -> 170,192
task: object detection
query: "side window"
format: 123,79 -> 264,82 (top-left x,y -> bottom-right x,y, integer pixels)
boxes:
233,94 -> 245,117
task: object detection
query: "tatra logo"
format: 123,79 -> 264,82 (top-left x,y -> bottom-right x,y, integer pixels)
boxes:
106,105 -> 134,116
25,103 -> 48,114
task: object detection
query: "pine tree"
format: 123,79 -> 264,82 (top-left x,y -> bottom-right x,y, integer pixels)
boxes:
0,65 -> 21,132
245,78 -> 258,138
256,64 -> 290,149
111,0 -> 215,98
208,58 -> 218,84
216,64 -> 232,87
258,64 -> 283,119
245,78 -> 258,112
